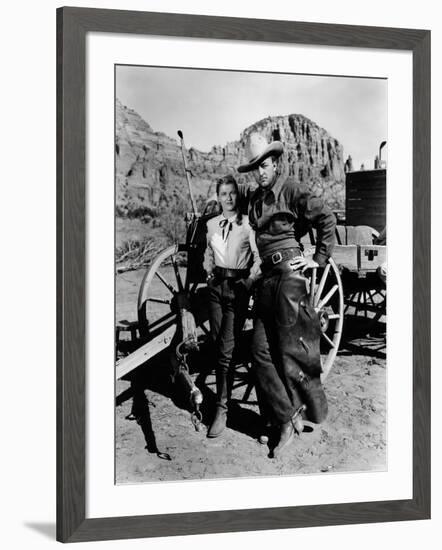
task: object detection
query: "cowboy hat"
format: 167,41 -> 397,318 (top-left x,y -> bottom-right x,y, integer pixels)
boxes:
237,133 -> 284,173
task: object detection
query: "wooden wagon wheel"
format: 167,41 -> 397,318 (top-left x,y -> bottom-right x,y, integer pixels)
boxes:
343,285 -> 386,326
137,244 -> 209,339
304,256 -> 345,381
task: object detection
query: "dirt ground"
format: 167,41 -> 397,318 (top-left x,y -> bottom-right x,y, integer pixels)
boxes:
115,269 -> 386,483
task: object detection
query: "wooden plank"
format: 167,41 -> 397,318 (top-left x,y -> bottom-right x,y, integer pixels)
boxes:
116,325 -> 176,380
348,183 -> 385,192
347,179 -> 385,189
346,169 -> 386,182
348,183 -> 386,189
359,245 -> 387,271
347,205 -> 386,212
347,194 -> 386,200
332,245 -> 358,270
347,183 -> 386,189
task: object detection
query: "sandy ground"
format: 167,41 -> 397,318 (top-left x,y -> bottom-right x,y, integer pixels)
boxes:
115,268 -> 386,483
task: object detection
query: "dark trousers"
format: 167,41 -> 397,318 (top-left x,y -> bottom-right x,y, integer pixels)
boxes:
208,278 -> 250,406
251,268 -> 328,425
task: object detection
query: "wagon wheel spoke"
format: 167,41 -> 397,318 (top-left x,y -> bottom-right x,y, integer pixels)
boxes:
349,293 -> 357,311
344,292 -> 354,313
374,289 -> 386,301
146,297 -> 171,305
148,311 -> 177,332
367,290 -> 376,308
328,313 -> 341,320
313,263 -> 331,307
321,331 -> 336,349
308,267 -> 317,306
171,255 -> 184,292
198,321 -> 210,336
317,284 -> 338,309
155,271 -> 176,295
361,291 -> 369,317
184,272 -> 190,292
363,291 -> 368,317
190,282 -> 200,294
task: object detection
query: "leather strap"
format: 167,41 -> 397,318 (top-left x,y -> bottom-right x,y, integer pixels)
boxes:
214,266 -> 249,279
261,248 -> 301,273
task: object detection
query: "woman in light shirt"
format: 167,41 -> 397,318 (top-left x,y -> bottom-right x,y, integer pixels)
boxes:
203,175 -> 260,438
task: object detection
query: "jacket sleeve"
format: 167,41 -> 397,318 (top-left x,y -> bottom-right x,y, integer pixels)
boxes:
292,184 -> 336,266
202,224 -> 215,276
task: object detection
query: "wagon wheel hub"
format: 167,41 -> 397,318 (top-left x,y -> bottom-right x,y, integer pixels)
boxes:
318,309 -> 329,333
174,290 -> 191,311
169,294 -> 179,314
137,245 -> 209,339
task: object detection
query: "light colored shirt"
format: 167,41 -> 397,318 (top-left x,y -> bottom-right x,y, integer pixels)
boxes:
203,214 -> 261,281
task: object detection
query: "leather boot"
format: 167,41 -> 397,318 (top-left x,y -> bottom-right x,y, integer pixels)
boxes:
272,405 -> 306,457
272,419 -> 295,458
207,404 -> 228,438
207,369 -> 230,438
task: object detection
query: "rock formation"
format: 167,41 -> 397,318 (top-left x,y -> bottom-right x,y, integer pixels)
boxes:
116,99 -> 345,239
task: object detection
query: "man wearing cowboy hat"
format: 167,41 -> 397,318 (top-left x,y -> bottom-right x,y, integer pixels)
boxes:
237,133 -> 336,458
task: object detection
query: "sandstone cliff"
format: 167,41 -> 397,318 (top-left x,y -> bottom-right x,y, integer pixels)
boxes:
116,99 -> 345,239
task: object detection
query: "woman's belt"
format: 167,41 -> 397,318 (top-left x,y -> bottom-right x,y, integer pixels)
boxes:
214,266 -> 249,279
261,248 -> 301,274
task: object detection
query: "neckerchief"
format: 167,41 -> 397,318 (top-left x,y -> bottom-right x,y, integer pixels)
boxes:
219,214 -> 237,242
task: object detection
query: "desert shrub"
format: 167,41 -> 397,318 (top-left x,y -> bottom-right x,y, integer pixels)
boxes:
115,235 -> 161,273
157,200 -> 188,245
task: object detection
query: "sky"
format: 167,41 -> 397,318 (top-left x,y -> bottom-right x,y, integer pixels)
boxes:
116,65 -> 387,170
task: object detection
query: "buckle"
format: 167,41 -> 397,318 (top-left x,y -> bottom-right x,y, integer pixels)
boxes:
271,251 -> 283,264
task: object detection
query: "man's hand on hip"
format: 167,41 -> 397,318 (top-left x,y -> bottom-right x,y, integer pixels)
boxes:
289,256 -> 319,273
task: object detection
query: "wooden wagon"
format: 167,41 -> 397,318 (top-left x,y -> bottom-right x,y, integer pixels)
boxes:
116,138 -> 387,427
116,206 -> 345,430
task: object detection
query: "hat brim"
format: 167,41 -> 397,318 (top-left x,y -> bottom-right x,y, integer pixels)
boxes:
237,141 -> 284,173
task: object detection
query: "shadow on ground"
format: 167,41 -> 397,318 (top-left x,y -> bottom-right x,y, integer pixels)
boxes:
116,330 -> 263,453
24,523 -> 56,540
116,318 -> 386,459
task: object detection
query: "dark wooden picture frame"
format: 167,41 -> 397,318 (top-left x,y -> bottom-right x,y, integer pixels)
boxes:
57,7 -> 431,543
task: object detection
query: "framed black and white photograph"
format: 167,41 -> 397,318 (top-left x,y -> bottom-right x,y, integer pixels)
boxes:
57,7 -> 430,543
115,64 -> 388,483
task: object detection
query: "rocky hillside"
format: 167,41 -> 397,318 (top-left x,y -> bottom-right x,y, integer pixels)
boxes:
116,99 -> 345,240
